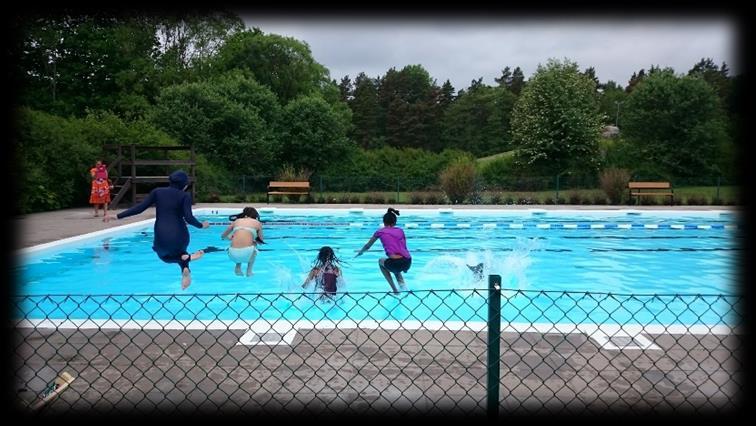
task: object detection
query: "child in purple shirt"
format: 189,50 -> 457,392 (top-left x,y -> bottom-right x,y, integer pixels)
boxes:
355,208 -> 412,293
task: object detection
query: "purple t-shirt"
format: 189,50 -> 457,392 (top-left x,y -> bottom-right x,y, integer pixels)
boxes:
373,226 -> 411,259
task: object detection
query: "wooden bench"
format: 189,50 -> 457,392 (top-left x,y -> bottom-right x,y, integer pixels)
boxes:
267,181 -> 310,203
628,181 -> 674,205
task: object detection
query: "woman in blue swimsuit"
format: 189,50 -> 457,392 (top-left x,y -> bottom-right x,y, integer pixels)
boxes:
103,170 -> 209,290
221,207 -> 265,277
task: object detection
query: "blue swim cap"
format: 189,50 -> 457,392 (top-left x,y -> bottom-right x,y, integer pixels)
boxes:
169,170 -> 189,189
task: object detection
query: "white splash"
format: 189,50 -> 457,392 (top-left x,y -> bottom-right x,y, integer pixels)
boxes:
419,237 -> 538,292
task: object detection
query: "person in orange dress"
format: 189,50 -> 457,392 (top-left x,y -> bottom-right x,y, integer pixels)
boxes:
89,160 -> 111,217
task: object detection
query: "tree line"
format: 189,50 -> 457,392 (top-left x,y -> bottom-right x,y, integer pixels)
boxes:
9,11 -> 742,213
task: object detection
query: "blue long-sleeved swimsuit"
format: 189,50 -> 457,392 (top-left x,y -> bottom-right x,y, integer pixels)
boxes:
116,185 -> 202,269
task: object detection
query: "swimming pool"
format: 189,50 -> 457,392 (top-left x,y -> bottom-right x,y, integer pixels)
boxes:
15,208 -> 741,326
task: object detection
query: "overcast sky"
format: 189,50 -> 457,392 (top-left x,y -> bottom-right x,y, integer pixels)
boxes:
239,15 -> 739,91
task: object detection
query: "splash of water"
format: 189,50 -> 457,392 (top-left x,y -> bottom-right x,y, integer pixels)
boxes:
419,237 -> 538,291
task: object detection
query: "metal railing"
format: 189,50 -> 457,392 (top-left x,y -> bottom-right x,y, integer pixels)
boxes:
11,281 -> 743,416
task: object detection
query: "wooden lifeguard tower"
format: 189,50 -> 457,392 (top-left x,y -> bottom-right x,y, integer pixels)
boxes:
103,144 -> 197,209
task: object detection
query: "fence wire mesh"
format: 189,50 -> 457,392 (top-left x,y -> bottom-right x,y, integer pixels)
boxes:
11,288 -> 743,416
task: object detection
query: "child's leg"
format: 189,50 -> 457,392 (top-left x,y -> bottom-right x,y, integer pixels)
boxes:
378,258 -> 399,293
234,263 -> 243,276
245,249 -> 258,277
394,271 -> 405,285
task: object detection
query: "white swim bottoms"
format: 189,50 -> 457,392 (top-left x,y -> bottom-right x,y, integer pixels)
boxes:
228,245 -> 258,263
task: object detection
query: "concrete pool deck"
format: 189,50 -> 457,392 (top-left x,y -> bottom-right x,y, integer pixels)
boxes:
12,204 -> 743,415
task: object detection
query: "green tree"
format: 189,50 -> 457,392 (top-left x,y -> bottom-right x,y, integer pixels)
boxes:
494,66 -> 526,95
10,13 -> 161,118
625,69 -> 647,93
149,72 -> 281,176
509,67 -> 526,95
510,58 -> 603,176
349,72 -> 383,148
599,80 -> 628,126
338,75 -> 353,102
622,69 -> 730,178
438,79 -> 456,109
377,65 -> 441,150
213,28 -> 331,103
441,84 -> 516,156
154,11 -> 244,85
278,96 -> 354,173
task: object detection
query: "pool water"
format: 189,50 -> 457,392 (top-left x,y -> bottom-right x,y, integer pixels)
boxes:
15,209 -> 741,325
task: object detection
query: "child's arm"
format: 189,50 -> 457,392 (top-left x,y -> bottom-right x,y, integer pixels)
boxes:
301,268 -> 318,288
221,223 -> 234,240
355,236 -> 379,257
256,223 -> 265,244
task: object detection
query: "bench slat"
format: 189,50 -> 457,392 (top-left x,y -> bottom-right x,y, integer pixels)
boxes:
268,182 -> 310,188
267,191 -> 310,195
631,192 -> 674,196
628,182 -> 671,189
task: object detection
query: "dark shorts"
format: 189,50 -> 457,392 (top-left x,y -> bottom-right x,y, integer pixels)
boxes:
383,257 -> 411,274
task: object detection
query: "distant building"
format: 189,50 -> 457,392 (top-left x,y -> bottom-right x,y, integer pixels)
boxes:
601,125 -> 620,138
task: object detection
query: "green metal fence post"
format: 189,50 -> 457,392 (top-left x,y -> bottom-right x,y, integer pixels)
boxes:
487,274 -> 502,419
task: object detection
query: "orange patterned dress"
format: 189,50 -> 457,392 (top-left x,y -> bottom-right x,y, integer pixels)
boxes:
89,167 -> 111,205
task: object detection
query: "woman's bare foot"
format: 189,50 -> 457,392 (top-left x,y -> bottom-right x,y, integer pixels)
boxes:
181,267 -> 191,290
235,264 -> 243,276
246,269 -> 254,277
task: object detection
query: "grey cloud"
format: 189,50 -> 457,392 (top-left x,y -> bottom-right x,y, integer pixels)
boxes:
241,17 -> 738,91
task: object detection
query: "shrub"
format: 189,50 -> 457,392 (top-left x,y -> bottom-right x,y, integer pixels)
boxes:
581,196 -> 592,205
424,192 -> 442,205
593,194 -> 607,205
276,164 -> 312,181
640,196 -> 658,205
489,192 -> 502,205
599,167 -> 631,204
409,192 -> 425,204
337,194 -> 350,204
543,197 -> 555,205
517,197 -> 533,205
232,194 -> 246,203
205,192 -> 222,203
349,195 -> 361,204
504,196 -> 515,205
686,195 -> 707,205
317,196 -> 326,204
568,191 -> 582,205
439,156 -> 477,204
557,196 -> 566,205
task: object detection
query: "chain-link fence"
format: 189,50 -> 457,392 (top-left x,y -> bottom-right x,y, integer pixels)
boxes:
215,175 -> 740,206
12,281 -> 743,417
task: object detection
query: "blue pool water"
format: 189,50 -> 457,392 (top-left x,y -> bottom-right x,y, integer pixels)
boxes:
15,208 -> 741,325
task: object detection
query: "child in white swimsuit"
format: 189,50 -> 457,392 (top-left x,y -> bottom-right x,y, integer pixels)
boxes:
221,207 -> 264,277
